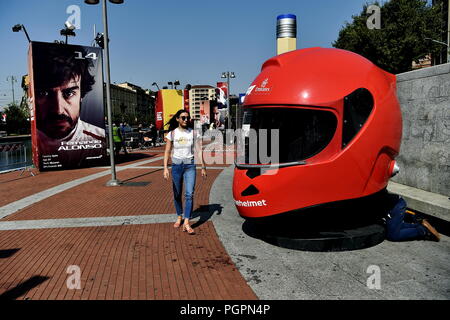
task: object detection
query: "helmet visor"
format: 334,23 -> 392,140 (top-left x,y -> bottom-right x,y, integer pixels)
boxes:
241,107 -> 337,165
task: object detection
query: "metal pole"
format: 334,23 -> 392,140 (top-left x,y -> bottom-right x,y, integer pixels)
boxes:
227,72 -> 230,131
7,76 -> 16,105
447,0 -> 450,62
21,25 -> 31,43
235,87 -> 238,130
102,0 -> 121,186
11,77 -> 15,105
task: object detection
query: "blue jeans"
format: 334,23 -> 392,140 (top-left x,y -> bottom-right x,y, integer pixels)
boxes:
386,197 -> 427,241
171,158 -> 196,219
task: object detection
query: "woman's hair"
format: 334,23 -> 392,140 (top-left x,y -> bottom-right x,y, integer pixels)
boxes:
166,109 -> 192,131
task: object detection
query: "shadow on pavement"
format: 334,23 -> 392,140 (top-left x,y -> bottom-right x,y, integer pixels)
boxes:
0,276 -> 49,300
0,174 -> 37,184
414,211 -> 450,237
191,204 -> 223,228
241,194 -> 389,252
0,248 -> 20,259
109,152 -> 157,165
121,169 -> 163,184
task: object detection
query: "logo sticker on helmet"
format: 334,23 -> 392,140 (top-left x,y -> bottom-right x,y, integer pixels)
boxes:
255,78 -> 271,93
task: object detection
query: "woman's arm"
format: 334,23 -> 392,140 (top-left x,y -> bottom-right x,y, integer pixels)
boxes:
163,136 -> 172,180
196,138 -> 207,178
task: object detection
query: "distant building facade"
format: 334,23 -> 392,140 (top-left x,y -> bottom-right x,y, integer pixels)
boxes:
107,82 -> 155,125
188,85 -> 216,120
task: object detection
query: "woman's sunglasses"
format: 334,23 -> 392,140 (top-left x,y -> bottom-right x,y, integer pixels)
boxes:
180,116 -> 190,121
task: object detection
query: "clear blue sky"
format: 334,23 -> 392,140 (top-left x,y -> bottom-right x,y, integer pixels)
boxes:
0,0 -> 378,110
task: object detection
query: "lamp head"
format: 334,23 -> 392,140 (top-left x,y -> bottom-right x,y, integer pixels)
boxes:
65,21 -> 76,31
221,72 -> 227,78
94,33 -> 105,48
85,0 -> 100,4
12,24 -> 22,32
230,72 -> 235,78
60,28 -> 76,37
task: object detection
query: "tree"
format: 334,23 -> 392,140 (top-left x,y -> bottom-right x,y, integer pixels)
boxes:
4,103 -> 30,135
333,0 -> 443,74
0,110 -> 6,133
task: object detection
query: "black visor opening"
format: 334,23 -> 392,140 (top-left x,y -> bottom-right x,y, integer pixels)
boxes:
342,88 -> 374,148
241,107 -> 337,165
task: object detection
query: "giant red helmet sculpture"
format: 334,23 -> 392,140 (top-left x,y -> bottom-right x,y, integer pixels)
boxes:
233,47 -> 402,219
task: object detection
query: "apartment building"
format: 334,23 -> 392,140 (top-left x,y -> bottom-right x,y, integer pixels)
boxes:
188,85 -> 216,120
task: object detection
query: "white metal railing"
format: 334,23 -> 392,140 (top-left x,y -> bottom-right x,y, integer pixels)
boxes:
0,141 -> 33,174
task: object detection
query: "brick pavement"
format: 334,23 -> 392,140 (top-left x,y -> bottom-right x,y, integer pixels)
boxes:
0,167 -> 104,207
0,223 -> 256,300
0,148 -> 257,300
3,168 -> 221,221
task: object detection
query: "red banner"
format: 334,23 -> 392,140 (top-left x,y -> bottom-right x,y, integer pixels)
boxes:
217,82 -> 228,98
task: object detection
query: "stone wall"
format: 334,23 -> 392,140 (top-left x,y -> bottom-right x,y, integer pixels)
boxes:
393,63 -> 450,196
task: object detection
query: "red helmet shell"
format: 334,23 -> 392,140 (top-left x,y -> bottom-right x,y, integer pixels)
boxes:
233,47 -> 402,218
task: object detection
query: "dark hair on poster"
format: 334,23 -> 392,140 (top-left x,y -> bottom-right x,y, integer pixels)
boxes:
33,42 -> 95,99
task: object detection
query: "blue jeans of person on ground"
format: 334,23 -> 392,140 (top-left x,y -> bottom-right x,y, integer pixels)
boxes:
386,196 -> 427,241
171,157 -> 196,220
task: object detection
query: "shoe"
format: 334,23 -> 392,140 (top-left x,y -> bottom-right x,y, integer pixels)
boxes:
173,217 -> 182,228
182,224 -> 195,235
422,220 -> 440,242
405,209 -> 423,224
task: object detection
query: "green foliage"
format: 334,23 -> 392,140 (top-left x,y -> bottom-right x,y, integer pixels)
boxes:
333,0 -> 444,74
3,103 -> 30,135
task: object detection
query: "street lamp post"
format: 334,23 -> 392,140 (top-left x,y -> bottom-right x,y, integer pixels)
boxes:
85,0 -> 124,187
151,82 -> 160,90
167,80 -> 180,90
60,21 -> 76,44
12,24 -> 31,43
425,37 -> 450,63
221,71 -> 235,131
6,76 -> 17,105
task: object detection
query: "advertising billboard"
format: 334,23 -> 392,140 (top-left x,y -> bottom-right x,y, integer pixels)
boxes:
183,89 -> 190,113
216,82 -> 228,109
28,42 -> 106,171
199,100 -> 210,125
154,89 -> 184,131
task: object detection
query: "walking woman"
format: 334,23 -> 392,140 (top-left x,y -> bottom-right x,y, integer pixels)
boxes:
163,110 -> 207,234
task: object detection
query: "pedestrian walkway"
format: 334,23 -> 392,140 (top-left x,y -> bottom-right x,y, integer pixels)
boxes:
2,145 -> 449,300
0,148 -> 257,300
209,166 -> 450,300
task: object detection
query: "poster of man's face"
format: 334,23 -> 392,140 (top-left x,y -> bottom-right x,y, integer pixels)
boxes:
29,42 -> 106,171
36,75 -> 82,139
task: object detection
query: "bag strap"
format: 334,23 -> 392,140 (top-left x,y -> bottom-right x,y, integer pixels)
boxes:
191,127 -> 195,156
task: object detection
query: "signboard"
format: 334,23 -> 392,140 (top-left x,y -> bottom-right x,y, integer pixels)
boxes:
155,89 -> 184,131
216,82 -> 228,109
28,42 -> 106,170
239,93 -> 246,105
